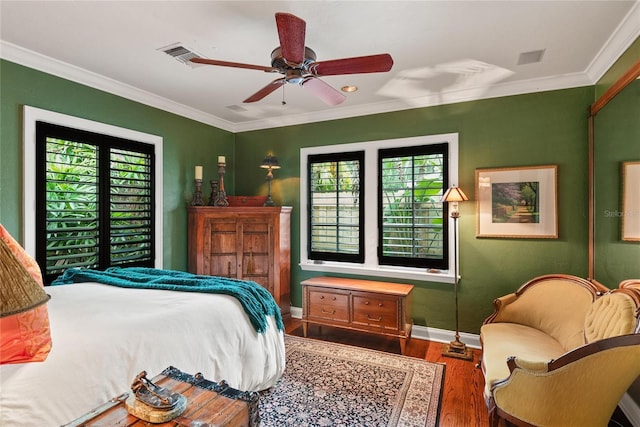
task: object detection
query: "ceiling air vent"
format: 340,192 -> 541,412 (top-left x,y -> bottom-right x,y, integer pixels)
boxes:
517,49 -> 545,65
226,105 -> 248,113
158,43 -> 203,67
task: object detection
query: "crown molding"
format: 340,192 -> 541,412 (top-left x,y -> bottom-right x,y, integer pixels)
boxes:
585,1 -> 640,83
0,41 -> 236,132
232,71 -> 592,132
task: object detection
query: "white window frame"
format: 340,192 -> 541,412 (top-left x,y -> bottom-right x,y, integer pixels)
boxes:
22,106 -> 163,268
300,133 -> 459,284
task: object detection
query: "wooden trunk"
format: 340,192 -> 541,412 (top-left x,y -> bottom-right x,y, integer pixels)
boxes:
187,206 -> 292,317
64,367 -> 259,427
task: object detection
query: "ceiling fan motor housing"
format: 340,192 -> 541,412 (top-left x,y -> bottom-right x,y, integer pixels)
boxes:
193,13 -> 392,104
271,46 -> 317,84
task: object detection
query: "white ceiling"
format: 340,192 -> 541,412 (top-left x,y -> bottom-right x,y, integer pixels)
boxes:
1,1 -> 638,132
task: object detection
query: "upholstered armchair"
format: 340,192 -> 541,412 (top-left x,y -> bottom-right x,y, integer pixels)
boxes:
485,286 -> 640,427
490,333 -> 640,427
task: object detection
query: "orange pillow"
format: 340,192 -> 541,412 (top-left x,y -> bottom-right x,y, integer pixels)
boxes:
0,224 -> 52,364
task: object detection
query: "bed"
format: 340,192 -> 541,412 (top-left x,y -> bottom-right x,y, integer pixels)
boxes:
0,278 -> 286,426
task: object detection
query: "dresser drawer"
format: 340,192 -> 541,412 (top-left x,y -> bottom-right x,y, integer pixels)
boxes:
307,287 -> 349,322
351,293 -> 399,330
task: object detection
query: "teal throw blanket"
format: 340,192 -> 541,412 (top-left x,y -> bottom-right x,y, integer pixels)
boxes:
51,267 -> 283,333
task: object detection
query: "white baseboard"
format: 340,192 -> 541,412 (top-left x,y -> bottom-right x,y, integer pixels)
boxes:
290,306 -> 303,319
620,393 -> 640,427
289,306 -> 481,348
290,306 -> 639,425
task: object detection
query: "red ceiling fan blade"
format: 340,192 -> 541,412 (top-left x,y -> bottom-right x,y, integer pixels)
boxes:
275,12 -> 306,64
243,78 -> 285,103
191,57 -> 275,72
311,53 -> 393,76
301,77 -> 346,106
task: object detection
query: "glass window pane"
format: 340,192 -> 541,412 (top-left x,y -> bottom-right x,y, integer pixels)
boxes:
379,145 -> 448,268
308,152 -> 364,262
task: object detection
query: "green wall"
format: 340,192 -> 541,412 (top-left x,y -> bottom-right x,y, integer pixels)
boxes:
0,59 -> 235,270
235,86 -> 593,334
595,37 -> 640,100
592,37 -> 640,287
594,79 -> 640,285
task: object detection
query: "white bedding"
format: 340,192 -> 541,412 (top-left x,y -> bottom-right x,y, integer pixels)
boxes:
0,282 -> 285,426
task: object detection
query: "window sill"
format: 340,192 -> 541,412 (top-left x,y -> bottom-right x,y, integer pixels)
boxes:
299,261 -> 455,284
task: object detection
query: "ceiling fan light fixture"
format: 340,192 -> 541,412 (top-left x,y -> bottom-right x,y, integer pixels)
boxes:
285,69 -> 305,85
341,85 -> 358,93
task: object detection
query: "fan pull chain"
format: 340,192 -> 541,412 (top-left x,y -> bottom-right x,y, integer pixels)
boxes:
282,84 -> 286,106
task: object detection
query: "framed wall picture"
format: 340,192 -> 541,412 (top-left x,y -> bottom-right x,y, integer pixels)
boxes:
622,161 -> 640,241
476,165 -> 558,238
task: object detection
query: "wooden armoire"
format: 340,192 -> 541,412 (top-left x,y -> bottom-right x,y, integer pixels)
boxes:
187,206 -> 292,317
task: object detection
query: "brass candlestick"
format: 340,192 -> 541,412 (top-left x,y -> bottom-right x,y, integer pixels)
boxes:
191,179 -> 204,206
214,162 -> 229,207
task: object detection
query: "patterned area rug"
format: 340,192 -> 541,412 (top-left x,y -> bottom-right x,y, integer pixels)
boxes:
259,335 -> 445,427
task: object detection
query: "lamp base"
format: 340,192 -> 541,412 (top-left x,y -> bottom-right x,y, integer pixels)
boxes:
442,340 -> 474,361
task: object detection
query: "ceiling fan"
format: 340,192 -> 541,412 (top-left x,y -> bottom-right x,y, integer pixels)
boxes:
191,12 -> 394,106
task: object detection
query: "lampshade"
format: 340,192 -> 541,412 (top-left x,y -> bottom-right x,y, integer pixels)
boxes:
260,154 -> 281,170
0,238 -> 50,318
442,186 -> 469,203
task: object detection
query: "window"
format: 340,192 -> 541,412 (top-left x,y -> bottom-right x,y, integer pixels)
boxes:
23,106 -> 163,284
300,134 -> 458,283
378,144 -> 448,269
35,122 -> 155,283
308,151 -> 364,263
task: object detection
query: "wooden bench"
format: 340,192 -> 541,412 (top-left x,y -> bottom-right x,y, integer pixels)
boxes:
301,276 -> 414,354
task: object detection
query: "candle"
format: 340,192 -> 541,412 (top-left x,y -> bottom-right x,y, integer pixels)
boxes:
195,165 -> 203,180
218,155 -> 226,164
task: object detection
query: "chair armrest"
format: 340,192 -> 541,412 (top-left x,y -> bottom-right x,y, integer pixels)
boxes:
505,356 -> 550,374
483,293 -> 518,324
619,279 -> 640,290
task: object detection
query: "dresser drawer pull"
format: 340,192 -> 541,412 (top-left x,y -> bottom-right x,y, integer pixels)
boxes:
363,301 -> 383,307
367,314 -> 383,322
322,308 -> 336,315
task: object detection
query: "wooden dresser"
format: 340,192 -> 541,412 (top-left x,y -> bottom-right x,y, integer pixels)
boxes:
187,206 -> 292,317
301,276 -> 414,354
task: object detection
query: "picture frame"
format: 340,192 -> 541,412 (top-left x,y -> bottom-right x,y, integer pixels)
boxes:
622,161 -> 640,241
476,165 -> 558,238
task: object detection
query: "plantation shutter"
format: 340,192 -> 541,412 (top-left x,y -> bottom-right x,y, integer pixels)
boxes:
109,148 -> 153,265
35,122 -> 154,283
307,151 -> 365,263
378,143 -> 449,269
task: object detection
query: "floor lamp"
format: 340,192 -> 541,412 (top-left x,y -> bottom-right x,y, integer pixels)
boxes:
441,185 -> 473,360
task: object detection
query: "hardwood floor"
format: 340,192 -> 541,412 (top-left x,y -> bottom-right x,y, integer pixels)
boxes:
285,318 -> 489,427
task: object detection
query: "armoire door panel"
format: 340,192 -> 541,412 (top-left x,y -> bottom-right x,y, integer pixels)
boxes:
207,255 -> 237,278
188,206 -> 292,318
